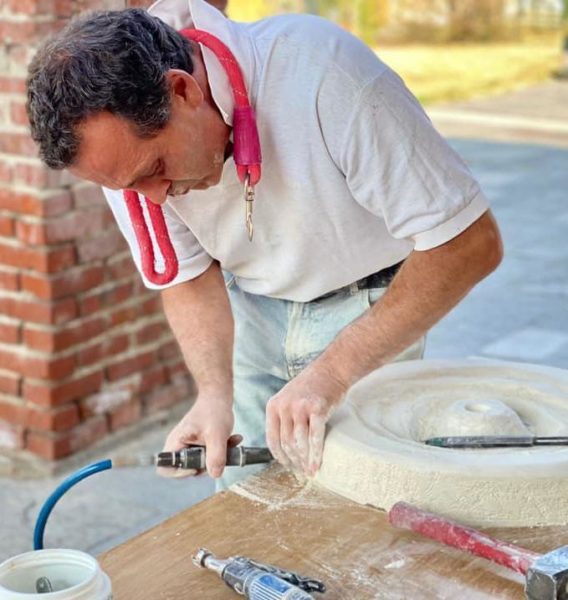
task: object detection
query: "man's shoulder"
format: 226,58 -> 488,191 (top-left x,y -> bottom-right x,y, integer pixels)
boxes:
245,13 -> 358,54
244,13 -> 385,88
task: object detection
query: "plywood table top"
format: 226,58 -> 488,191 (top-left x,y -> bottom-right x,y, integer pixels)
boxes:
99,467 -> 568,599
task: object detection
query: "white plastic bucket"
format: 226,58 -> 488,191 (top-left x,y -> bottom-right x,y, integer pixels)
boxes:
0,549 -> 112,599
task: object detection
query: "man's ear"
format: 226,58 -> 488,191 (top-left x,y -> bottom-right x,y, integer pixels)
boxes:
165,69 -> 203,109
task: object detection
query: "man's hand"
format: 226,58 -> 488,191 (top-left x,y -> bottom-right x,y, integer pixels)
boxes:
159,396 -> 238,479
159,262 -> 236,480
266,365 -> 347,477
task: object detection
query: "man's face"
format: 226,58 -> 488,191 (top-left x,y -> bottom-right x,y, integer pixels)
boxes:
69,69 -> 231,205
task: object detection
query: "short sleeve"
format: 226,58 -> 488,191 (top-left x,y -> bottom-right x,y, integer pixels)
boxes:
337,69 -> 489,250
103,187 -> 213,289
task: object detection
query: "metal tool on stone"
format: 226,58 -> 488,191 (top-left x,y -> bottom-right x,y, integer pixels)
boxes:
389,501 -> 568,600
193,548 -> 325,599
425,436 -> 568,449
155,445 -> 273,470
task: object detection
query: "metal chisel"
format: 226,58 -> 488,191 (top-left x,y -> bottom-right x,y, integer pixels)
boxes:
424,436 -> 568,448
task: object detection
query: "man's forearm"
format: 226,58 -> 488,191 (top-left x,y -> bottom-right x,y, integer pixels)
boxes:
161,261 -> 234,399
314,211 -> 503,389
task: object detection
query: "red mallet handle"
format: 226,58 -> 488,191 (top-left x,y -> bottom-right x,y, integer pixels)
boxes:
389,502 -> 540,575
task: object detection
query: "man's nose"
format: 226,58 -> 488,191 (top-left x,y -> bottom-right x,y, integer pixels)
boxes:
137,179 -> 170,205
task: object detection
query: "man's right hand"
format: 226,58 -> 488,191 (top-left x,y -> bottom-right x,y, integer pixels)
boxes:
158,396 -> 239,479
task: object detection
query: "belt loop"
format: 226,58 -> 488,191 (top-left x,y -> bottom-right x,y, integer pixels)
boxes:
349,281 -> 359,295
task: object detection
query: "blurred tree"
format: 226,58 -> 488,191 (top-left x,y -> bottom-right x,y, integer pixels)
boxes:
229,0 -> 388,43
445,0 -> 506,41
358,0 -> 390,44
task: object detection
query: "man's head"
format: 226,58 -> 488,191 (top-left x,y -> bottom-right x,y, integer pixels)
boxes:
27,9 -> 231,204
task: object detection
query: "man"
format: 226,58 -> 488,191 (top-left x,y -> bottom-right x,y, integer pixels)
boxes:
26,0 -> 502,489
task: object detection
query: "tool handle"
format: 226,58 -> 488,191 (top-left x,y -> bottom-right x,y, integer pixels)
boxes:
227,446 -> 273,466
389,502 -> 540,575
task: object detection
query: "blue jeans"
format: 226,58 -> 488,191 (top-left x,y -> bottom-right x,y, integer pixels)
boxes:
218,277 -> 425,490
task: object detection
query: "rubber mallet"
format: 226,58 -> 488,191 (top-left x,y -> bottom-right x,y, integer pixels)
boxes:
389,501 -> 568,600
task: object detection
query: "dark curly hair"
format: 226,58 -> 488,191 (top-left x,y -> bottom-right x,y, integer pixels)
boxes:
26,9 -> 194,169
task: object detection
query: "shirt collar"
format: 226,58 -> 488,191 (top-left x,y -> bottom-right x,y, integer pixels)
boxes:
147,0 -> 240,126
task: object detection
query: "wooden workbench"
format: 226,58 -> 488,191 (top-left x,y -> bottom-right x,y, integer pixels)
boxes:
99,467 -> 568,599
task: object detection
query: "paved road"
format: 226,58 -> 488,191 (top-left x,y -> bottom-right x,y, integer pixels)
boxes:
1,81 -> 567,565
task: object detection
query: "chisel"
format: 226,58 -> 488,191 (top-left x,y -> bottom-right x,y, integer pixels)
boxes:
424,436 -> 568,449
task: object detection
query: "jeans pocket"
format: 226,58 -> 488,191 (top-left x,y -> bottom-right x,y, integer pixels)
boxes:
223,270 -> 237,290
366,286 -> 388,308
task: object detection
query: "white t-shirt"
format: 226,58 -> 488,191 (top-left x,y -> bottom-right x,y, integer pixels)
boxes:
103,0 -> 489,302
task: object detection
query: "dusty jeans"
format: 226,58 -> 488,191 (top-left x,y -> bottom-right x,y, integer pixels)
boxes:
218,277 -> 425,490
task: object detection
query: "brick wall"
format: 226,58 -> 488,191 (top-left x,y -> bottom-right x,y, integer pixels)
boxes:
0,0 -> 196,461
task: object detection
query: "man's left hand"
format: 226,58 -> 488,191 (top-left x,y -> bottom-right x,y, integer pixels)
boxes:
266,366 -> 347,476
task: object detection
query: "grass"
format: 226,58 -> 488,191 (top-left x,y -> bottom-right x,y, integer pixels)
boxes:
378,35 -> 564,105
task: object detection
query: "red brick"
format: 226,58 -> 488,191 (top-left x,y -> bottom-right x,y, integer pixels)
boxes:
26,431 -> 70,460
0,371 -> 21,395
77,230 -> 126,263
78,292 -> 101,317
21,266 -> 105,300
110,305 -> 138,327
16,209 -> 106,245
0,215 -> 14,237
144,383 -> 184,414
0,161 -> 12,184
136,322 -> 168,345
10,101 -> 29,127
0,319 -> 20,343
166,359 -> 188,379
79,385 -> 134,420
0,189 -> 73,218
69,416 -> 108,453
158,340 -> 180,361
102,282 -> 134,306
7,0 -> 55,15
0,131 -> 38,156
171,373 -> 195,398
0,295 -> 77,325
0,19 -> 58,46
108,254 -> 136,280
27,403 -> 80,432
0,77 -> 26,94
109,399 -> 142,431
72,184 -> 107,209
76,334 -> 129,367
0,348 -> 75,379
23,316 -> 106,352
106,350 -> 155,381
55,0 -> 73,17
0,267 -> 19,291
13,162 -> 54,188
139,294 -> 162,316
23,370 -> 103,408
0,399 -> 28,425
140,365 -> 168,391
0,241 -> 76,272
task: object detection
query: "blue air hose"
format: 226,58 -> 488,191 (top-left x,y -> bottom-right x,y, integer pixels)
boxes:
33,459 -> 112,550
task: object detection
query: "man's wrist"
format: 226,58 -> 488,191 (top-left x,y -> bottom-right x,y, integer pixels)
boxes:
194,386 -> 234,407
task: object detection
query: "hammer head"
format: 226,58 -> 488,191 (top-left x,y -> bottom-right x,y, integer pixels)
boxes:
526,546 -> 568,600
